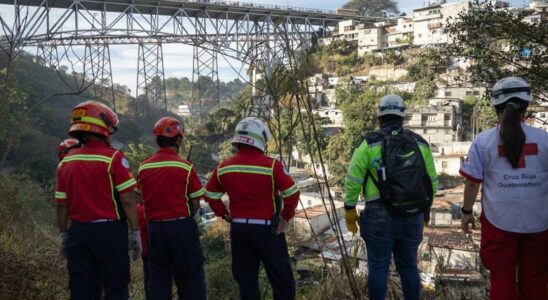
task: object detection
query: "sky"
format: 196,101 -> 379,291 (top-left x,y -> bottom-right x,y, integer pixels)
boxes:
1,0 -> 531,95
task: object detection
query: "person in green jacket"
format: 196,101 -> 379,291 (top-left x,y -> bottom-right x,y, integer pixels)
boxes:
344,94 -> 437,300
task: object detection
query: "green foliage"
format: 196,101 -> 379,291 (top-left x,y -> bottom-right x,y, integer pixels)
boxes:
342,0 -> 399,16
205,260 -> 240,299
217,139 -> 236,161
475,98 -> 498,133
165,76 -> 246,111
0,174 -> 68,299
325,87 -> 380,185
405,49 -> 448,103
443,3 -> 548,102
0,70 -> 29,166
12,128 -> 60,184
340,51 -> 362,67
382,50 -> 404,65
125,143 -> 155,174
327,39 -> 355,55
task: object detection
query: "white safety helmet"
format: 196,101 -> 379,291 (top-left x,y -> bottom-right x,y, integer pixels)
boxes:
232,117 -> 271,152
377,94 -> 406,117
490,77 -> 532,106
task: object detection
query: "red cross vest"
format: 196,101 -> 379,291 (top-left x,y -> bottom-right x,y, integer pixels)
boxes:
460,124 -> 548,233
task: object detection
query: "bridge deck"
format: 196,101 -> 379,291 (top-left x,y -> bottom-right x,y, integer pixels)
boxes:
0,0 -> 386,26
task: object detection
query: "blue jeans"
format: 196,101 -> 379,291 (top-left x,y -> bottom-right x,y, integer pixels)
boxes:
359,200 -> 424,300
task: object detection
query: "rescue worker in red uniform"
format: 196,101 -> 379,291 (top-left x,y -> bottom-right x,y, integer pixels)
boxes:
57,138 -> 81,161
204,117 -> 300,300
55,101 -> 141,299
137,117 -> 206,300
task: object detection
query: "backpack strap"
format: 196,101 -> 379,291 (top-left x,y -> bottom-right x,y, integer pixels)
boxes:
362,130 -> 386,194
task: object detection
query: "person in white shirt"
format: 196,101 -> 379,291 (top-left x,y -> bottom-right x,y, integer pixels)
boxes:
460,77 -> 548,300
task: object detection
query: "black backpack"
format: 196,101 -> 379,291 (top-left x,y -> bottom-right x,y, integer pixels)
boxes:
365,127 -> 433,216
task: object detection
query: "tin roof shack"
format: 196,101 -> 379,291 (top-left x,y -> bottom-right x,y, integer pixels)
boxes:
420,229 -> 482,280
291,199 -> 345,242
420,229 -> 485,296
430,197 -> 462,227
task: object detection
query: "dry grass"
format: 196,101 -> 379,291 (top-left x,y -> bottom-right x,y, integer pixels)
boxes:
0,174 -> 148,299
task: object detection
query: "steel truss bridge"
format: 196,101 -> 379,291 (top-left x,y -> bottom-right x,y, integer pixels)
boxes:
0,0 -> 383,117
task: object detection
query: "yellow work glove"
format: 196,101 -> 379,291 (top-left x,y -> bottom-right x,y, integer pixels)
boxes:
345,209 -> 359,235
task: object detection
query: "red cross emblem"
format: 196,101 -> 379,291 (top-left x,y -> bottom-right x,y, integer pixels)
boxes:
498,143 -> 538,168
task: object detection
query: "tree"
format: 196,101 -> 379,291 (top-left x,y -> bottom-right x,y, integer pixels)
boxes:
324,87 -> 380,186
443,3 -> 548,102
342,0 -> 399,17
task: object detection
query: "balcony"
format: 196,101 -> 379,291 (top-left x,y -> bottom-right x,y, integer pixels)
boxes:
428,22 -> 442,29
414,13 -> 442,21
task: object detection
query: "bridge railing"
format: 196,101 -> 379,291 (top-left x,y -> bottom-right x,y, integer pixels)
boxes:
186,0 -> 335,15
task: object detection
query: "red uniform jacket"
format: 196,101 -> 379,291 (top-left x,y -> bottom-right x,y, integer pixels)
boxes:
204,147 -> 299,221
138,148 -> 204,221
55,140 -> 137,222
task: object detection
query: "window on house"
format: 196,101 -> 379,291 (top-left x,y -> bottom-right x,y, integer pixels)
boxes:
445,92 -> 451,96
308,200 -> 312,206
432,29 -> 437,34
325,112 -> 329,116
540,113 -> 546,118
442,161 -> 448,168
473,91 -> 480,96
424,129 -> 428,134
466,91 -> 472,96
418,34 -> 423,38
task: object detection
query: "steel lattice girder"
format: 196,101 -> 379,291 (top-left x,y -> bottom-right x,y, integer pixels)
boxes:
192,43 -> 220,123
0,0 -> 384,64
84,43 -> 116,110
36,43 -> 58,69
136,41 -> 167,117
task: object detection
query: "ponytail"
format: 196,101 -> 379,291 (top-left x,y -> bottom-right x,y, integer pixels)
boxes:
496,100 -> 527,169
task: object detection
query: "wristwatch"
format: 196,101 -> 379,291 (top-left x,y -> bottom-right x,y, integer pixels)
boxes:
461,207 -> 473,215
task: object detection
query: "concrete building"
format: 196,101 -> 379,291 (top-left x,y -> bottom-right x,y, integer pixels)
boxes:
385,17 -> 414,48
177,104 -> 191,117
357,25 -> 385,55
405,100 -> 462,146
432,141 -> 471,176
316,107 -> 344,128
528,0 -> 548,24
413,1 -> 472,46
435,86 -> 485,100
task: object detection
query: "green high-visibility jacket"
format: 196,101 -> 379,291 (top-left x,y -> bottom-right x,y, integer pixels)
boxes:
344,126 -> 438,208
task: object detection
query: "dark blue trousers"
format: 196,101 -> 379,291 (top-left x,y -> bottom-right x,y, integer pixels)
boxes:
230,223 -> 296,300
142,256 -> 149,299
67,221 -> 130,300
148,218 -> 206,300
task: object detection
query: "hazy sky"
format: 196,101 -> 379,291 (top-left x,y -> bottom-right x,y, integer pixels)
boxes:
1,0 -> 531,94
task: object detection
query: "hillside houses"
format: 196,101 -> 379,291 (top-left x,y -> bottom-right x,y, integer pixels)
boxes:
320,0 -> 548,55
